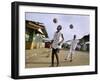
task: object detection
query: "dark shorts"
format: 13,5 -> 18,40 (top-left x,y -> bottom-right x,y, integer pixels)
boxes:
52,48 -> 60,54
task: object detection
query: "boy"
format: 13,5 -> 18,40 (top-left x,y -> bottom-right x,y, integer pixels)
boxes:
65,35 -> 78,62
51,25 -> 64,67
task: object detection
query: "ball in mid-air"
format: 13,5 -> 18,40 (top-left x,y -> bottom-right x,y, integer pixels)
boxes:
69,24 -> 74,29
53,18 -> 57,23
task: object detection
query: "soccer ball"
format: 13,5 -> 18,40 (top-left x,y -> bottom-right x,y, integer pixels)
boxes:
69,24 -> 74,29
53,18 -> 57,23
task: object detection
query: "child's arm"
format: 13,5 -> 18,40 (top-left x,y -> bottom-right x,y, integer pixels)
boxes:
58,34 -> 64,45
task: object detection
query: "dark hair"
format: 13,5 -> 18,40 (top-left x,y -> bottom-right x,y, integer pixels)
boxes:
57,25 -> 62,30
74,35 -> 76,39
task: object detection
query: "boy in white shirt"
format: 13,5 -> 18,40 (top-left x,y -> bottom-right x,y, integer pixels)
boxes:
65,35 -> 78,62
51,25 -> 64,67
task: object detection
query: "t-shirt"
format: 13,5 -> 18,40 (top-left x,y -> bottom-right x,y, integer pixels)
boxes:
70,39 -> 79,50
52,31 -> 62,49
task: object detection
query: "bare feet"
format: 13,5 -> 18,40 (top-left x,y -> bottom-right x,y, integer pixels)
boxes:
69,59 -> 72,62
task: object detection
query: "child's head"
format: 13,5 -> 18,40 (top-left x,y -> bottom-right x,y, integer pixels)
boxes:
73,35 -> 76,39
57,25 -> 62,31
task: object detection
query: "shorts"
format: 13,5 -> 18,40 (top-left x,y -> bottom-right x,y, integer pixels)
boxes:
52,48 -> 59,54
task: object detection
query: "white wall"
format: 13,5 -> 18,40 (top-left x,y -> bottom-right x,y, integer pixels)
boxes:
0,0 -> 99,81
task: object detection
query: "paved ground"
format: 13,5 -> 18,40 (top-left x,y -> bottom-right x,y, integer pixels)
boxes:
25,48 -> 89,68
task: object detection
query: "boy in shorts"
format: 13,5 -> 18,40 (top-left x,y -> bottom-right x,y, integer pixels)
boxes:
51,25 -> 64,67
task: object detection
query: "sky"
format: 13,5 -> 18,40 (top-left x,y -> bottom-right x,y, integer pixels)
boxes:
25,12 -> 90,41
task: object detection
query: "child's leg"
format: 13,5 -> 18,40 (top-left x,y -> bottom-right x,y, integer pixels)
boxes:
64,51 -> 68,60
65,50 -> 71,60
70,50 -> 75,61
65,47 -> 72,60
51,53 -> 54,66
69,53 -> 72,62
51,49 -> 55,66
55,53 -> 59,66
69,49 -> 75,62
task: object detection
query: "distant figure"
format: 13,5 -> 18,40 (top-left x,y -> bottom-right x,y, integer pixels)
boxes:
50,25 -> 64,67
65,35 -> 78,62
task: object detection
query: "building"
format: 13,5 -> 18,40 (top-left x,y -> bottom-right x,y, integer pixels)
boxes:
25,20 -> 48,49
79,34 -> 89,51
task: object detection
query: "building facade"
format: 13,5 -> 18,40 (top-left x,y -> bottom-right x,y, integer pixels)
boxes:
25,20 -> 48,49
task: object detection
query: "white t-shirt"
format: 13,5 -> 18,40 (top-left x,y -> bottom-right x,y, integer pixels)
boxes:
70,39 -> 79,53
52,31 -> 62,49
